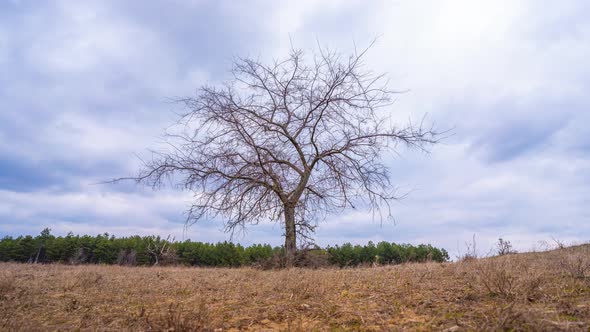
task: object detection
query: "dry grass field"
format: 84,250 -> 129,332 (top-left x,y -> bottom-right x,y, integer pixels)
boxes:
0,245 -> 589,331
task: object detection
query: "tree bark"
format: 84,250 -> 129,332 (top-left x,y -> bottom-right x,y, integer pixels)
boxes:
284,204 -> 297,267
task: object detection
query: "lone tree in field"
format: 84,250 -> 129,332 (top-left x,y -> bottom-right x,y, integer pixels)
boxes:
123,44 -> 440,266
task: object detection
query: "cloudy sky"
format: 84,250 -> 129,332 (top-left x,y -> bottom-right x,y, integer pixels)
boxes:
1,0 -> 589,257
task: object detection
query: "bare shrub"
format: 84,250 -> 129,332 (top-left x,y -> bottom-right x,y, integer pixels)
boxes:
559,247 -> 590,279
557,298 -> 590,318
551,236 -> 566,250
477,259 -> 517,299
481,302 -> 550,331
475,257 -> 544,301
147,235 -> 176,266
496,238 -> 517,256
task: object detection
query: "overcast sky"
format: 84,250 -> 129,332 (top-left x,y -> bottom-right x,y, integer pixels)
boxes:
1,0 -> 589,257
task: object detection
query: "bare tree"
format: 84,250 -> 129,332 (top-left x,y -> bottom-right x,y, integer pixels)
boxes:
118,42 -> 441,266
146,235 -> 174,266
495,238 -> 517,256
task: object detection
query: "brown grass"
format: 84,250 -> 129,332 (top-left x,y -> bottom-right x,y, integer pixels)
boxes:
0,245 -> 589,331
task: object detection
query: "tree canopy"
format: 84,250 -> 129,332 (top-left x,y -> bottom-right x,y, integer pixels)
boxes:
118,42 -> 442,265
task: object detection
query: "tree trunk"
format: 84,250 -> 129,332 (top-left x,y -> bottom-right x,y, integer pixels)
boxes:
284,204 -> 297,268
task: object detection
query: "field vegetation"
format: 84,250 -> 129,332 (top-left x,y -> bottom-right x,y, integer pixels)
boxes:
0,243 -> 588,331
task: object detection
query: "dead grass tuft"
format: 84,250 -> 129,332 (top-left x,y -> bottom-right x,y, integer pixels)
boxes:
0,272 -> 15,299
145,302 -> 211,331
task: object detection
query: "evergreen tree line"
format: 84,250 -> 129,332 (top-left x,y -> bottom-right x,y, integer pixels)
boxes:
0,229 -> 449,267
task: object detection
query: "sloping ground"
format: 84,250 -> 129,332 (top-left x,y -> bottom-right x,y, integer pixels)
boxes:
0,245 -> 588,331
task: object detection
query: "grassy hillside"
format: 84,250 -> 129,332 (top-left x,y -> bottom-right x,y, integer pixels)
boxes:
0,245 -> 588,331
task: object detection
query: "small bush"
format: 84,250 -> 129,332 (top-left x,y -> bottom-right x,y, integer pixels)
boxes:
496,238 -> 517,256
475,256 -> 544,301
560,247 -> 590,279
